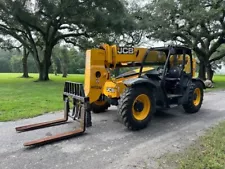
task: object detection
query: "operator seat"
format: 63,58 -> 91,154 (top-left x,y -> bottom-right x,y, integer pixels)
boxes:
166,54 -> 183,81
164,66 -> 183,93
166,66 -> 182,81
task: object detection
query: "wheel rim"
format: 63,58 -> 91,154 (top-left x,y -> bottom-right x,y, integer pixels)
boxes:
193,88 -> 201,106
132,94 -> 151,121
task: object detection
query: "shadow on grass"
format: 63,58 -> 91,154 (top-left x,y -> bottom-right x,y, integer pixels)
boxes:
17,76 -> 34,79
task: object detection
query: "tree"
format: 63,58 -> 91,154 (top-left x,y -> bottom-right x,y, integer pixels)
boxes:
85,2 -> 147,48
0,37 -> 30,77
209,44 -> 225,79
142,0 -> 225,80
210,44 -> 225,64
21,47 -> 30,78
0,0 -> 133,81
51,53 -> 59,76
0,49 -> 12,72
67,48 -> 85,74
10,55 -> 23,73
58,46 -> 69,78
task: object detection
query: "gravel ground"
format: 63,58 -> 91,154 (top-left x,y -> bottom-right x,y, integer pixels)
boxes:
1,90 -> 225,169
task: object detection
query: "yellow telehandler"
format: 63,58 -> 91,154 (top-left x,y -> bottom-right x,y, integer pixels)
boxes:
15,44 -> 205,146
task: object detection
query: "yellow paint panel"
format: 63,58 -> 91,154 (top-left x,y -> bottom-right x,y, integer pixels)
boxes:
133,67 -> 154,73
145,51 -> 167,63
84,49 -> 108,103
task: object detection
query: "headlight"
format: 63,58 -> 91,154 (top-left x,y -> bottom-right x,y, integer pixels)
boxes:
106,87 -> 116,93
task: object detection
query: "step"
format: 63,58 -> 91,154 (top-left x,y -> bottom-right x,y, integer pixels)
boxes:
167,94 -> 183,98
169,104 -> 179,108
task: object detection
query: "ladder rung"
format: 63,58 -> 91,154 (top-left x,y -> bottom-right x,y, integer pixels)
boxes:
167,94 -> 183,98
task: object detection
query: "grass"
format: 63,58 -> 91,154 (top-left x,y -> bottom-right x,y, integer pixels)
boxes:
0,73 -> 224,122
211,75 -> 225,90
177,121 -> 225,169
0,73 -> 84,121
160,121 -> 225,169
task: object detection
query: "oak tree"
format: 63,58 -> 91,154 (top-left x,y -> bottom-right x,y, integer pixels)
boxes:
0,0 -> 131,81
142,0 -> 225,80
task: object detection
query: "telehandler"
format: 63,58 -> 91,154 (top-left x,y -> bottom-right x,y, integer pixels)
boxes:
15,44 -> 205,146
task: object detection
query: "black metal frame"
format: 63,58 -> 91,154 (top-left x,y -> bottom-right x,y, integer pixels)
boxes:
15,81 -> 90,147
138,45 -> 193,79
137,46 -> 193,107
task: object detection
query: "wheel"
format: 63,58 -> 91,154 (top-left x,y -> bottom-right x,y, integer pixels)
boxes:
182,81 -> 204,113
118,86 -> 156,130
91,100 -> 110,113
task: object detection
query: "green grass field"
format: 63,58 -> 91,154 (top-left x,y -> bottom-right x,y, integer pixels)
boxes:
0,73 -> 84,121
0,73 -> 225,122
211,75 -> 225,89
178,121 -> 225,169
161,121 -> 225,169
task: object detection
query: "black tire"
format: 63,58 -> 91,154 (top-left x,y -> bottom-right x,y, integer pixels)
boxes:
118,86 -> 156,130
91,101 -> 110,114
182,81 -> 204,113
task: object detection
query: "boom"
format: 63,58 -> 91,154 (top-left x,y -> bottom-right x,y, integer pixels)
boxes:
84,44 -> 165,103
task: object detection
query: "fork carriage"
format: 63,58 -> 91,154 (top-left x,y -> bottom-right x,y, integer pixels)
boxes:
15,82 -> 91,146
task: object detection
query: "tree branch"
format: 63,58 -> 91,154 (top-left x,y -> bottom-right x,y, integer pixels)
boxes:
209,52 -> 225,63
193,46 -> 207,62
14,12 -> 46,39
0,43 -> 22,51
209,38 -> 224,56
21,24 -> 40,63
0,22 -> 28,37
0,27 -> 31,51
172,32 -> 193,45
53,32 -> 88,46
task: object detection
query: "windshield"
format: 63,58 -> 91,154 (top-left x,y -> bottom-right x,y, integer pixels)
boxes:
139,50 -> 167,77
115,66 -> 154,79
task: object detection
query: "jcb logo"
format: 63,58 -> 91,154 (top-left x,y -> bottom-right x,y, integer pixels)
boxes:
117,47 -> 134,54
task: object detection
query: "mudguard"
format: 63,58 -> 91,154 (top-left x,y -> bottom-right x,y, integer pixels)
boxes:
123,77 -> 158,89
192,78 -> 206,89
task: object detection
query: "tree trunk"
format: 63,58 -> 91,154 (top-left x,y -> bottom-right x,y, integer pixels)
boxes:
38,47 -> 52,81
206,64 -> 214,82
198,61 -> 206,80
38,62 -> 50,81
62,69 -> 67,78
61,62 -> 67,78
22,47 -> 29,78
60,57 -> 68,78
